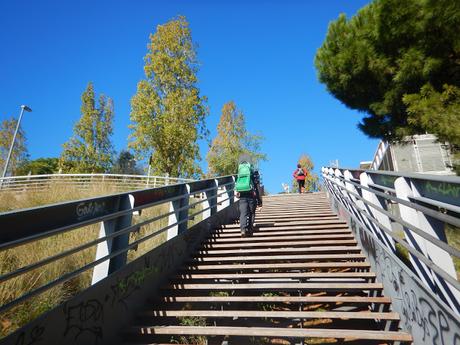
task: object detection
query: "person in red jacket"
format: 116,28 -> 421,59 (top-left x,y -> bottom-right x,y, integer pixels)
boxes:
293,163 -> 308,194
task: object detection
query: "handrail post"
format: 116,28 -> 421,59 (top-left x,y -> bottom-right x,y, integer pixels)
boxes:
395,176 -> 460,312
167,183 -> 190,240
217,177 -> 235,212
91,194 -> 135,285
202,180 -> 218,219
359,172 -> 395,251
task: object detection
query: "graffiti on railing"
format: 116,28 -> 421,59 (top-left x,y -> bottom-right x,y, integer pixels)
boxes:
423,181 -> 460,200
76,201 -> 107,221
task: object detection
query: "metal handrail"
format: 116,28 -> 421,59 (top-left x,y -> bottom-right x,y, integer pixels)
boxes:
322,174 -> 460,259
322,166 -> 460,315
0,176 -> 236,315
0,173 -> 194,192
324,176 -> 460,291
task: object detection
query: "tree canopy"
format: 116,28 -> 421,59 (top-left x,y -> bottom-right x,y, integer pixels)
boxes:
206,101 -> 266,176
315,0 -> 460,145
59,82 -> 114,173
16,158 -> 59,175
0,117 -> 28,176
129,16 -> 208,178
111,150 -> 143,175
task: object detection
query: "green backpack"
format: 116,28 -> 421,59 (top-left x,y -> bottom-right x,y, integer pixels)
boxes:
235,162 -> 253,192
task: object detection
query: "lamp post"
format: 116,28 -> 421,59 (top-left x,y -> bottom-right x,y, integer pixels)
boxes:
1,105 -> 32,180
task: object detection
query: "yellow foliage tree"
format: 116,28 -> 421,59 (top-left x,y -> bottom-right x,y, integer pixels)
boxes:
129,16 -> 208,178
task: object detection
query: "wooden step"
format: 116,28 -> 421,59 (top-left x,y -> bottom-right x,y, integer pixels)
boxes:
190,253 -> 367,263
158,295 -> 391,304
173,272 -> 376,280
164,282 -> 383,291
183,261 -> 371,271
145,309 -> 400,321
202,239 -> 357,249
214,225 -> 350,234
125,326 -> 412,342
195,246 -> 362,256
208,233 -> 354,242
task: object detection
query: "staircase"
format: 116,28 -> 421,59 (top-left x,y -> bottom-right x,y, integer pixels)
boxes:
123,193 -> 412,345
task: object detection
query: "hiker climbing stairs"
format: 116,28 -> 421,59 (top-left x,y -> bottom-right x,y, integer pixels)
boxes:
123,193 -> 412,345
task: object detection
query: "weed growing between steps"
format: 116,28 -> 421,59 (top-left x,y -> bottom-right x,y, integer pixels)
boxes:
170,316 -> 207,344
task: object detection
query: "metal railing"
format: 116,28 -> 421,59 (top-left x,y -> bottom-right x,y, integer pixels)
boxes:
0,173 -> 194,193
322,167 -> 460,308
322,167 -> 460,344
0,176 -> 235,317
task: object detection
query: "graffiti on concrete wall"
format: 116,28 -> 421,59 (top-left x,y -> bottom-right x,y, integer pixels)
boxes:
14,326 -> 44,345
356,223 -> 460,345
63,299 -> 104,345
110,256 -> 158,308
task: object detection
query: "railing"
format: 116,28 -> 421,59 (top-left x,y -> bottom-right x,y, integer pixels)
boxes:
0,176 -> 236,340
322,167 -> 460,345
0,173 -> 194,193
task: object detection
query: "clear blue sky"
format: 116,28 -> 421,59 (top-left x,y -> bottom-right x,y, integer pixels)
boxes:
0,0 -> 377,193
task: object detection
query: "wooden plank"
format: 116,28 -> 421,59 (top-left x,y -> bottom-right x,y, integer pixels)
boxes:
184,261 -> 370,271
127,326 -> 413,341
202,239 -> 357,249
207,234 -> 354,242
214,226 -> 350,234
218,222 -> 349,230
164,282 -> 383,291
146,310 -> 400,320
174,272 -> 376,280
190,253 -> 366,263
159,295 -> 391,304
195,246 -> 361,256
255,215 -> 339,222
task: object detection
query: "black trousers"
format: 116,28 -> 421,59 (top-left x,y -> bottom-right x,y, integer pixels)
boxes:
239,196 -> 256,231
297,179 -> 305,193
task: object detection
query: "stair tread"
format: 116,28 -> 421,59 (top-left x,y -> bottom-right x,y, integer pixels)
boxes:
126,326 -> 412,341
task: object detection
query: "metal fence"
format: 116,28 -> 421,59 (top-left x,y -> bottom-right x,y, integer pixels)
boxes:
322,167 -> 460,344
0,173 -> 194,193
0,176 -> 235,320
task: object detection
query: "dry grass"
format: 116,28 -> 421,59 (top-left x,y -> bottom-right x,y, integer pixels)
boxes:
0,182 -> 124,213
0,183 -> 179,338
0,223 -> 100,337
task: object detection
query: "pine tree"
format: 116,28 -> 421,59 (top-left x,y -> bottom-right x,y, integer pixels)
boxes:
315,0 -> 460,143
0,117 -> 29,176
207,101 -> 266,176
59,82 -> 114,173
129,16 -> 208,178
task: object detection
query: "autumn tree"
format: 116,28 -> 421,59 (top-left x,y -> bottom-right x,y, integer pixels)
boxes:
59,82 -> 114,173
207,101 -> 266,176
291,154 -> 319,192
129,16 -> 208,178
0,117 -> 29,176
315,0 -> 460,145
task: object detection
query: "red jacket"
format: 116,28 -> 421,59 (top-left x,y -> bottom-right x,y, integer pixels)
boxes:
293,167 -> 307,181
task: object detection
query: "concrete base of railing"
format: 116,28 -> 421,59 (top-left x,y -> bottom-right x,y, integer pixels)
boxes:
0,202 -> 239,345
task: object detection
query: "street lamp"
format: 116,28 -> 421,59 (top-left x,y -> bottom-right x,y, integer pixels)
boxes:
1,105 -> 32,180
